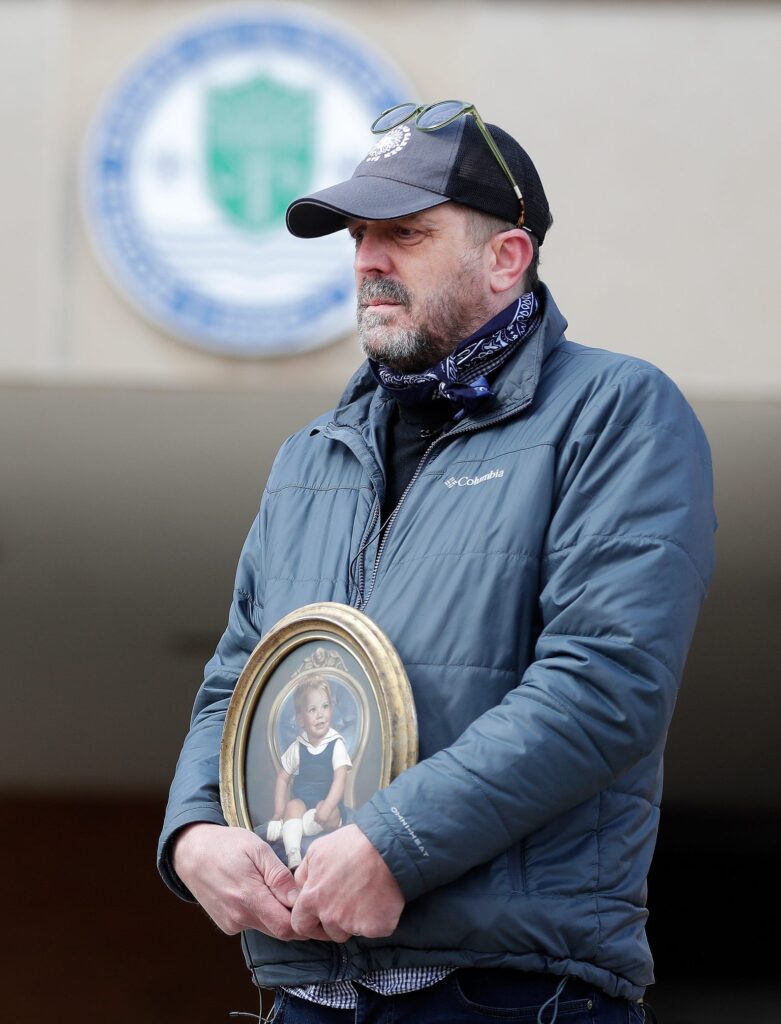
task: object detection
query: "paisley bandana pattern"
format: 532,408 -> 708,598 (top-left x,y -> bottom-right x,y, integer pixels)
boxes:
370,291 -> 540,418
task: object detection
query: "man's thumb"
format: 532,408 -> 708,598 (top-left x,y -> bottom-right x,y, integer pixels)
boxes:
261,851 -> 300,907
277,856 -> 307,906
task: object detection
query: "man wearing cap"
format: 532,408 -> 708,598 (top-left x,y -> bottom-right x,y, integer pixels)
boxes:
159,103 -> 715,1023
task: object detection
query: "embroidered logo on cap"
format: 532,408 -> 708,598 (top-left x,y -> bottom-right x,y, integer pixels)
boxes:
365,125 -> 411,162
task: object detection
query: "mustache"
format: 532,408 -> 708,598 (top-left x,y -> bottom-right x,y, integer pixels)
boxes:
358,278 -> 411,308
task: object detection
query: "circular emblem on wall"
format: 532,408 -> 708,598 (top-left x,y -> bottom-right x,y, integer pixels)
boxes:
82,7 -> 411,357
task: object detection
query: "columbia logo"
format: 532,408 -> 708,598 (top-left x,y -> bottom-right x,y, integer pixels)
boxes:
445,469 -> 505,489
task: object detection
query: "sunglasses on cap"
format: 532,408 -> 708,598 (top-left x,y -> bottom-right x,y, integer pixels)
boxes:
371,101 -> 526,229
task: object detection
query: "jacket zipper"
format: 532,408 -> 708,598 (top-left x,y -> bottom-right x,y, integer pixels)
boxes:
352,499 -> 380,606
357,434 -> 440,610
337,943 -> 350,980
356,400 -> 532,611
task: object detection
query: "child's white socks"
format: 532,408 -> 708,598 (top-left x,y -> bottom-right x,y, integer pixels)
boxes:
302,808 -> 323,836
282,818 -> 303,870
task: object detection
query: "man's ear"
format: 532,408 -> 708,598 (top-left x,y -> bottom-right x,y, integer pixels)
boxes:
487,229 -> 533,295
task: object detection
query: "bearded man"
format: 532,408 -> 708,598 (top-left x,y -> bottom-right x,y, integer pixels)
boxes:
159,103 -> 715,1024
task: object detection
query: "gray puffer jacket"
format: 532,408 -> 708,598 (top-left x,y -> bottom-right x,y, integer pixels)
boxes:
159,287 -> 715,1000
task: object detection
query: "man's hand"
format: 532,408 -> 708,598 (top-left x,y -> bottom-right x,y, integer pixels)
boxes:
173,822 -> 300,939
291,824 -> 405,943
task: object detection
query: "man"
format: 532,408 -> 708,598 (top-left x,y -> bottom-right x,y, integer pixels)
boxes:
159,103 -> 715,1023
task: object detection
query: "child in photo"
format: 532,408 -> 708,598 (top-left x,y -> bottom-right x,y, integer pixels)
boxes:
266,675 -> 352,870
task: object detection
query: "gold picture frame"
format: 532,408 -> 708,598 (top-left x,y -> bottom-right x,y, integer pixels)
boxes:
220,603 -> 418,850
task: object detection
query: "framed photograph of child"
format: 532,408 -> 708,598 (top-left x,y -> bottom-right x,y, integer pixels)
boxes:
220,602 -> 418,869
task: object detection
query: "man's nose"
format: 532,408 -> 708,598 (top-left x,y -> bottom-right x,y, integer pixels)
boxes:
354,231 -> 393,277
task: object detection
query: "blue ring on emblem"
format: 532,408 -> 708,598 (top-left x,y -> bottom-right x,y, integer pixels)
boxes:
82,9 -> 411,357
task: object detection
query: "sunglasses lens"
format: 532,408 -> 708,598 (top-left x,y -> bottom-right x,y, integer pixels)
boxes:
417,100 -> 466,130
371,103 -> 419,133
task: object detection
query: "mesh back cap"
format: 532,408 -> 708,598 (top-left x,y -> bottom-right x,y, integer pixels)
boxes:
286,116 -> 551,243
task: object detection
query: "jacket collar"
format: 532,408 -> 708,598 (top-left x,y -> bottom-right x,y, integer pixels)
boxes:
330,284 -> 568,434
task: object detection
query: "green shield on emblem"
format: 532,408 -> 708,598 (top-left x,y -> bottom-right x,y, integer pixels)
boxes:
206,76 -> 314,232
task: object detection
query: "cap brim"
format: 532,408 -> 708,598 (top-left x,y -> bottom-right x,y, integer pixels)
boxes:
286,176 -> 449,238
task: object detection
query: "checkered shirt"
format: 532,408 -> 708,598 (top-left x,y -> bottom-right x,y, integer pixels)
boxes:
284,966 -> 454,1009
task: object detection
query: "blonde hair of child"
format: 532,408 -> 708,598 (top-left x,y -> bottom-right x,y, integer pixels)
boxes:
293,674 -> 332,717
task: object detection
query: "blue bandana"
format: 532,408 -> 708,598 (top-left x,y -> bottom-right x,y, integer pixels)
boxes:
369,292 -> 540,418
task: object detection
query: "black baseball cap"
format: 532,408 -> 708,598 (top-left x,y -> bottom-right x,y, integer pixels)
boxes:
286,115 -> 551,243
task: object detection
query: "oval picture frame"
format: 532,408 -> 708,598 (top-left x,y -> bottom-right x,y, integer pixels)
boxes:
220,603 -> 418,852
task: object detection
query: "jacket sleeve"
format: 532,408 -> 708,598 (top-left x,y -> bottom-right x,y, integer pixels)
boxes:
353,363 -> 716,902
157,505 -> 267,900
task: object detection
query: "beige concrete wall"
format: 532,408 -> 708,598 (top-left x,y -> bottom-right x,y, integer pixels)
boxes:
0,1 -> 64,374
1,0 -> 779,396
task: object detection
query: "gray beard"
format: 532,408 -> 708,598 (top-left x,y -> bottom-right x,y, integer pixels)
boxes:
358,317 -> 450,373
356,277 -> 484,374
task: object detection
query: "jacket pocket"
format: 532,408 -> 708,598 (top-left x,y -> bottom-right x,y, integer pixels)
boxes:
522,799 -> 600,895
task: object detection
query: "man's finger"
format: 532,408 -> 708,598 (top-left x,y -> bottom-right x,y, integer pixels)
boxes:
251,843 -> 299,909
245,887 -> 300,941
318,915 -> 352,943
290,893 -> 331,942
292,856 -> 308,892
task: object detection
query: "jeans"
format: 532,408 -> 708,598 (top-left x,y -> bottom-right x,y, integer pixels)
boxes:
270,970 -> 648,1023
